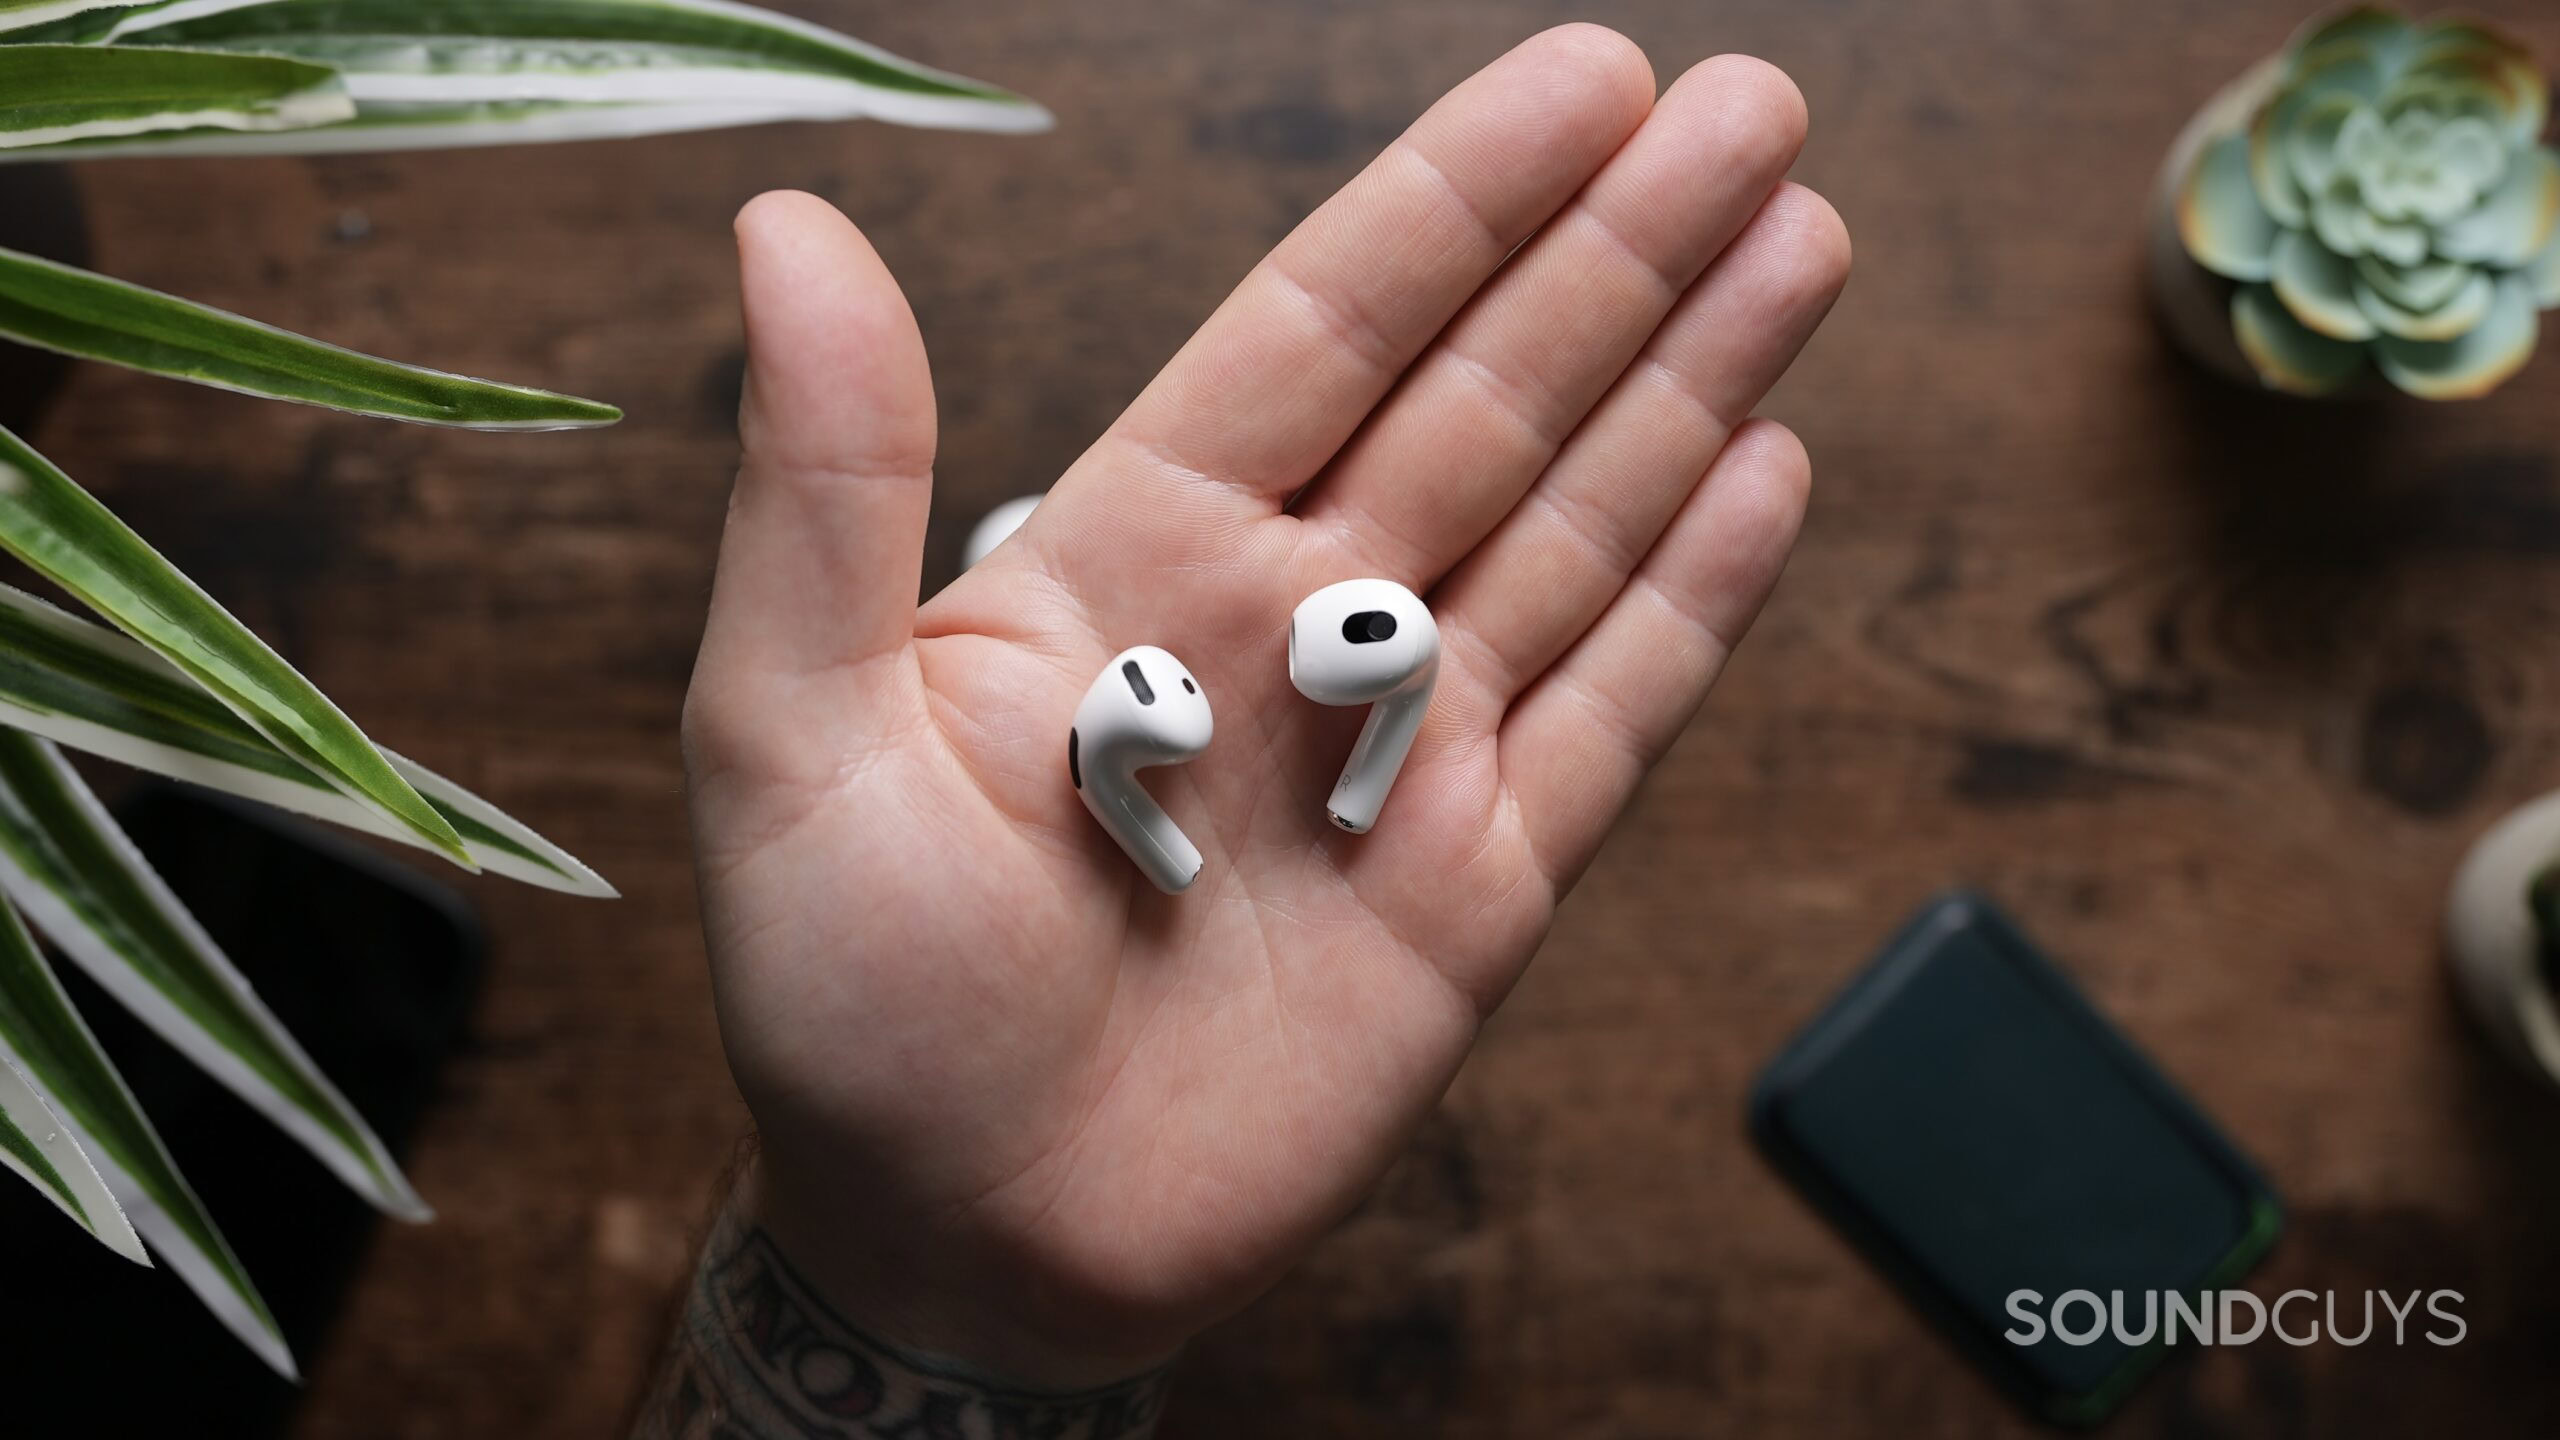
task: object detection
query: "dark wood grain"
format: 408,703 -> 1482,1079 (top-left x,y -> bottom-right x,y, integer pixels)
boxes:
28,1 -> 2560,1434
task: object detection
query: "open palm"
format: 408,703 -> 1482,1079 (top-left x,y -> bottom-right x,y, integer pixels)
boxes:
682,26 -> 1848,1386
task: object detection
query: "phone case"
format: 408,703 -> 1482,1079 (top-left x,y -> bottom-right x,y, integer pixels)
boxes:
1749,891 -> 2282,1426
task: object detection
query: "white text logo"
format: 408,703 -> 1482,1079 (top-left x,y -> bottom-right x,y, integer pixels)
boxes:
2001,1289 -> 2465,1347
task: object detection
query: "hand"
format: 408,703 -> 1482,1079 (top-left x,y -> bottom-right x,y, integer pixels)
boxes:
682,24 -> 1847,1388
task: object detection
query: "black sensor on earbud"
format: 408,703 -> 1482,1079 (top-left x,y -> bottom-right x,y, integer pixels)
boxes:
1342,611 -> 1398,644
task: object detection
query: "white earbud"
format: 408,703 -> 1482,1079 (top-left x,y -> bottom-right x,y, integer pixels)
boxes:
1288,579 -> 1439,834
1070,646 -> 1214,892
962,494 -> 1042,569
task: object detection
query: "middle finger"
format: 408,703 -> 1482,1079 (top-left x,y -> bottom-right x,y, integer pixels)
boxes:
1293,54 -> 1807,587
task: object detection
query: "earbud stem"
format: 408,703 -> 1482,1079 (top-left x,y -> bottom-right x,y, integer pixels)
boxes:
1091,769 -> 1205,893
1327,689 -> 1428,834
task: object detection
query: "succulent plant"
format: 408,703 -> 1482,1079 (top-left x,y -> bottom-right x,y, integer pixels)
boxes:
2176,7 -> 2560,398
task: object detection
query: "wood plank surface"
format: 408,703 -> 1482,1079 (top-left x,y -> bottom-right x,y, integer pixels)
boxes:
22,1 -> 2560,1433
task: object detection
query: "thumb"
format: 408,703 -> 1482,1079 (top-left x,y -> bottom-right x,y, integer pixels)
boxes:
696,191 -> 938,711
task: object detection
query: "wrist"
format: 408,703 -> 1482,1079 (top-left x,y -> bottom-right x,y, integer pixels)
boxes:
633,1159 -> 1177,1440
741,1151 -> 1194,1391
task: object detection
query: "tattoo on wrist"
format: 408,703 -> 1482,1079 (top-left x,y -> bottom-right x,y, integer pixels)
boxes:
633,1204 -> 1173,1440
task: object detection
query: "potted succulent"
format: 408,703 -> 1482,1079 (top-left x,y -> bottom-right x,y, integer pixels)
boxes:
0,0 -> 1045,1377
2149,6 -> 2560,397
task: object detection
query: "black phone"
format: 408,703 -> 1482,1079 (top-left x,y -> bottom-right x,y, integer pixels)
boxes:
1750,892 -> 2281,1427
0,783 -> 483,1436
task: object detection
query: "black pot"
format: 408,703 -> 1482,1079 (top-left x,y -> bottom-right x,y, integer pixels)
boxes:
0,165 -> 92,437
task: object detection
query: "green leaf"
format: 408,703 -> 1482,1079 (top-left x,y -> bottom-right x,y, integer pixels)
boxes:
2180,133 -> 2281,281
2438,145 -> 2560,268
0,0 -> 139,35
2408,19 -> 2548,147
0,0 -> 1051,156
2270,230 -> 2375,340
0,42 -> 350,148
0,728 -> 429,1219
0,426 -> 476,870
2231,282 -> 2368,395
2527,228 -> 2560,309
0,1048 -> 141,1261
0,2 -> 171,42
2375,272 -> 2540,399
0,246 -> 619,429
2283,93 -> 2363,198
2246,102 -> 2310,228
2355,267 -> 2495,341
2354,252 -> 2476,312
0,582 -> 612,895
0,885 -> 292,1375
0,94 -> 886,156
2287,7 -> 2412,75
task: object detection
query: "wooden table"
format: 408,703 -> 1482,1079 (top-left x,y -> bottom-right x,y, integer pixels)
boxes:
32,1 -> 2560,1433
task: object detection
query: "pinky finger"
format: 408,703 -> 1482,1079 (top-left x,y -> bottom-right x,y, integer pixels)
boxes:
1498,418 -> 1810,890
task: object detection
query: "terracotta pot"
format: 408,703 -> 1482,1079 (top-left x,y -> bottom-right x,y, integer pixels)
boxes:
0,165 -> 92,437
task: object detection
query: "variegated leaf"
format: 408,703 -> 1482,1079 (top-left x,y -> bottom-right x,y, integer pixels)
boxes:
0,885 -> 291,1375
0,583 -> 612,895
0,728 -> 429,1220
0,0 -> 1051,156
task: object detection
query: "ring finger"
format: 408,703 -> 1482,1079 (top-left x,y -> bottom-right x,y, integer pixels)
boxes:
1430,181 -> 1848,710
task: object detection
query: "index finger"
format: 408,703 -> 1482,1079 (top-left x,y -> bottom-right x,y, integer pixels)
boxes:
1088,25 -> 1655,514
